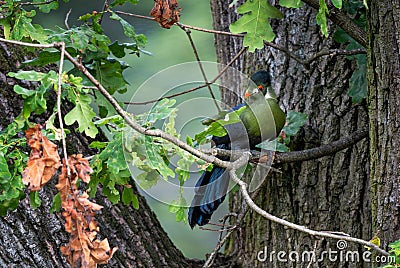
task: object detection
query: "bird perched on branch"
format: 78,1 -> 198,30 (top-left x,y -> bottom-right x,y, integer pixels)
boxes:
188,70 -> 286,228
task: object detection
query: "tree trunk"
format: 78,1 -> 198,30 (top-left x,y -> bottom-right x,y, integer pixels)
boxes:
0,42 -> 194,267
211,1 -> 371,267
367,0 -> 400,249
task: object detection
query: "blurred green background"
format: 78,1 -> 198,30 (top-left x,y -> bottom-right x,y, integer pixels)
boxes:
35,0 -> 228,259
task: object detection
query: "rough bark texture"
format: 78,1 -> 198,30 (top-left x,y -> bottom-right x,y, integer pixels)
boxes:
0,42 -> 195,267
210,1 -> 371,267
367,0 -> 400,249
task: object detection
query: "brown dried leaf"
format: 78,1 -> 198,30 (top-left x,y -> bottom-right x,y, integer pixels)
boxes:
58,154 -> 117,267
77,192 -> 104,211
23,125 -> 61,191
25,124 -> 42,151
91,239 -> 118,264
150,0 -> 181,29
69,154 -> 93,183
22,156 -> 45,191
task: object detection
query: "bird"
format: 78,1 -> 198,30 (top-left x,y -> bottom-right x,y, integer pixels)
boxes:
188,70 -> 286,228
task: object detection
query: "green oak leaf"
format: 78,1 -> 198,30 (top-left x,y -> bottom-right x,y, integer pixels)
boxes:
316,0 -> 329,37
331,0 -> 342,9
144,136 -> 174,179
13,85 -> 47,118
256,139 -> 289,152
110,0 -> 139,8
50,193 -> 61,213
0,152 -> 11,184
348,55 -> 366,103
110,12 -> 147,47
29,191 -> 42,209
279,0 -> 303,8
122,187 -> 139,209
90,60 -> 128,94
230,0 -> 283,52
98,132 -> 128,174
194,106 -> 246,144
283,110 -> 307,136
64,92 -> 98,138
34,0 -> 59,13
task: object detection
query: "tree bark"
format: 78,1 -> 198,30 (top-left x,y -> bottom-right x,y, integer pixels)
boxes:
211,1 -> 371,267
0,42 -> 194,267
367,0 -> 400,249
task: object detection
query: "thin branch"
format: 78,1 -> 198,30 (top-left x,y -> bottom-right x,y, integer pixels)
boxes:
64,9 -> 72,30
273,128 -> 368,163
227,169 -> 389,256
124,83 -> 212,105
124,47 -> 247,105
18,0 -> 56,6
264,41 -> 366,66
177,23 -> 221,112
56,42 -> 70,176
304,48 -> 366,64
301,0 -> 367,47
115,11 -> 243,37
116,11 -> 366,69
0,37 -> 55,48
203,128 -> 368,164
98,0 -> 110,25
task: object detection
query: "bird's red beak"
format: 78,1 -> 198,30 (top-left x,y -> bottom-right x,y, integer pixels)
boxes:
244,91 -> 252,98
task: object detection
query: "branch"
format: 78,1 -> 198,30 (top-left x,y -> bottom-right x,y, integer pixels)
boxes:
177,23 -> 221,112
301,0 -> 367,47
268,43 -> 366,66
116,11 -> 366,69
124,47 -> 247,105
273,128 -> 368,163
56,42 -> 70,176
227,169 -> 389,256
114,11 -> 243,37
201,127 -> 368,165
18,0 -> 56,6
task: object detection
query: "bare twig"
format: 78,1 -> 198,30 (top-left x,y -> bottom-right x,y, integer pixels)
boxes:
227,169 -> 389,256
64,9 -> 72,30
273,128 -> 368,163
18,0 -> 56,6
56,42 -> 70,176
177,23 -> 221,112
115,11 -> 366,68
115,11 -> 243,37
301,0 -> 367,47
99,0 -> 110,25
0,37 -> 55,48
124,47 -> 247,105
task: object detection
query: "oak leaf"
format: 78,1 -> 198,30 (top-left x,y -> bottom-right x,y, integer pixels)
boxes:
23,124 -> 61,191
57,155 -> 117,267
150,0 -> 181,29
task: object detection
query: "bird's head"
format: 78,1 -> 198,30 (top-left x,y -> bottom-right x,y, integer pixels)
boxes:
244,70 -> 277,100
250,70 -> 271,89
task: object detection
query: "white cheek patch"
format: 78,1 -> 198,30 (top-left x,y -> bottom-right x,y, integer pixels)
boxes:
252,88 -> 258,94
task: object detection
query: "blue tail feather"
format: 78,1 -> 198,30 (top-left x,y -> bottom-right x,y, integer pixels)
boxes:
188,144 -> 230,228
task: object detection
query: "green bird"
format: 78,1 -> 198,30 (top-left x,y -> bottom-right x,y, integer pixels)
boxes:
188,70 -> 286,228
